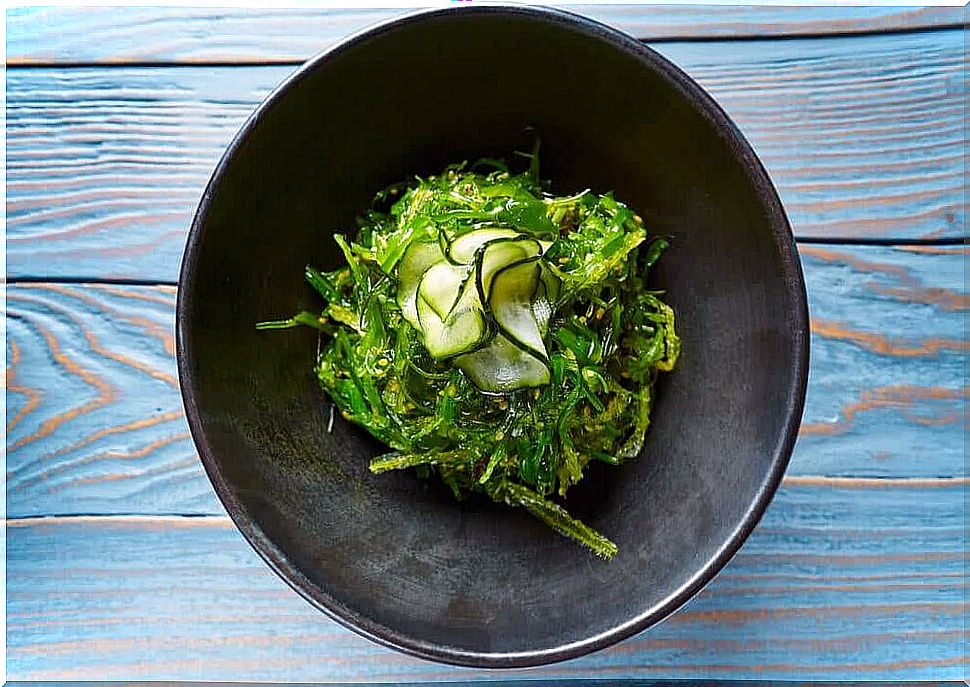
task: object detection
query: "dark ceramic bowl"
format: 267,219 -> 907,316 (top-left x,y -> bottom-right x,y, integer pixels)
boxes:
177,5 -> 808,669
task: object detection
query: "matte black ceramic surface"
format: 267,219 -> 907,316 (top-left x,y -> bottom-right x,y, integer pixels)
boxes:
177,5 -> 809,668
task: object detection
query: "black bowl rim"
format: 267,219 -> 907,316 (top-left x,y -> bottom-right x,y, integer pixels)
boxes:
176,3 -> 810,670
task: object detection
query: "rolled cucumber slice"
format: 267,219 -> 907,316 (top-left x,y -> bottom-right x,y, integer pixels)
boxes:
417,261 -> 470,319
396,231 -> 559,385
417,273 -> 486,359
447,228 -> 522,264
476,238 -> 542,304
488,259 -> 548,363
455,333 -> 550,392
397,240 -> 445,330
534,268 -> 561,335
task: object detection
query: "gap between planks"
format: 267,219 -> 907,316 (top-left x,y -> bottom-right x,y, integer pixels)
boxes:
7,476 -> 969,527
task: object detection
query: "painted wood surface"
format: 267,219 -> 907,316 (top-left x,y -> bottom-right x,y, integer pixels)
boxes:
6,245 -> 966,518
5,6 -> 968,681
8,479 -> 966,680
6,684 -> 961,687
6,684 -> 960,687
6,29 -> 968,282
6,6 -> 965,65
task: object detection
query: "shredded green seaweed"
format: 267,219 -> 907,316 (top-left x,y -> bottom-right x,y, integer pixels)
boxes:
259,150 -> 679,558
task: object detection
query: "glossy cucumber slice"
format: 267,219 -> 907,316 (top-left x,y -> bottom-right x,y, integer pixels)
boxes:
488,258 -> 548,362
397,232 -> 558,384
417,261 -> 470,319
396,240 -> 445,329
534,267 -> 561,335
540,266 -> 561,304
417,274 -> 487,359
455,333 -> 550,392
447,228 -> 522,264
476,238 -> 542,304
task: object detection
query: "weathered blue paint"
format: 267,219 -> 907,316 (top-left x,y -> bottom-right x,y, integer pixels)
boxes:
5,29 -> 966,281
6,245 -> 965,516
4,8 -> 967,681
6,483 -> 966,680
6,6 -> 963,64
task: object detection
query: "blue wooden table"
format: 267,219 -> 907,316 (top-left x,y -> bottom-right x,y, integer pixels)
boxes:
5,5 -> 967,681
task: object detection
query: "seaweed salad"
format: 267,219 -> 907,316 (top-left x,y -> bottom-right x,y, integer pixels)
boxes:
259,147 -> 679,558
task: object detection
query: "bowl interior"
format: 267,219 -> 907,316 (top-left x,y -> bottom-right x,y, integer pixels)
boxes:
179,6 -> 807,667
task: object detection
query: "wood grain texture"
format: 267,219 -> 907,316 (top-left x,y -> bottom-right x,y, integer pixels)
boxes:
795,244 -> 968,479
7,8 -> 967,681
6,678 -> 965,687
5,246 -> 966,517
6,30 -> 967,281
7,684 -> 962,687
4,284 -> 205,515
7,479 -> 966,680
6,6 -> 965,65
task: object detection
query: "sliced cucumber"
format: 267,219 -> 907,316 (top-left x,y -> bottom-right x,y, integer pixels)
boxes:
417,274 -> 486,359
488,258 -> 548,362
397,232 -> 560,387
540,266 -> 561,304
533,281 -> 554,336
437,228 -> 458,265
533,267 -> 561,335
417,261 -> 470,319
448,228 -> 522,264
418,301 -> 487,360
455,334 -> 550,394
397,240 -> 445,330
476,238 -> 542,304
455,333 -> 550,393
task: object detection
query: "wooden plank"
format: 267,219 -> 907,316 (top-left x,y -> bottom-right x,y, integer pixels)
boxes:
3,284 -> 205,516
795,244 -> 968,478
6,684 -> 963,687
7,6 -> 965,65
5,246 -> 966,517
4,684 -> 963,687
7,480 -> 966,680
6,684 -> 961,687
5,30 -> 966,282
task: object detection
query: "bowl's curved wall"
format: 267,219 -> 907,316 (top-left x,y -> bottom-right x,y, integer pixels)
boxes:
178,6 -> 808,667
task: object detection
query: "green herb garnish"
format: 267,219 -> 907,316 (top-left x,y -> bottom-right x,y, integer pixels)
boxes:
258,149 -> 679,558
